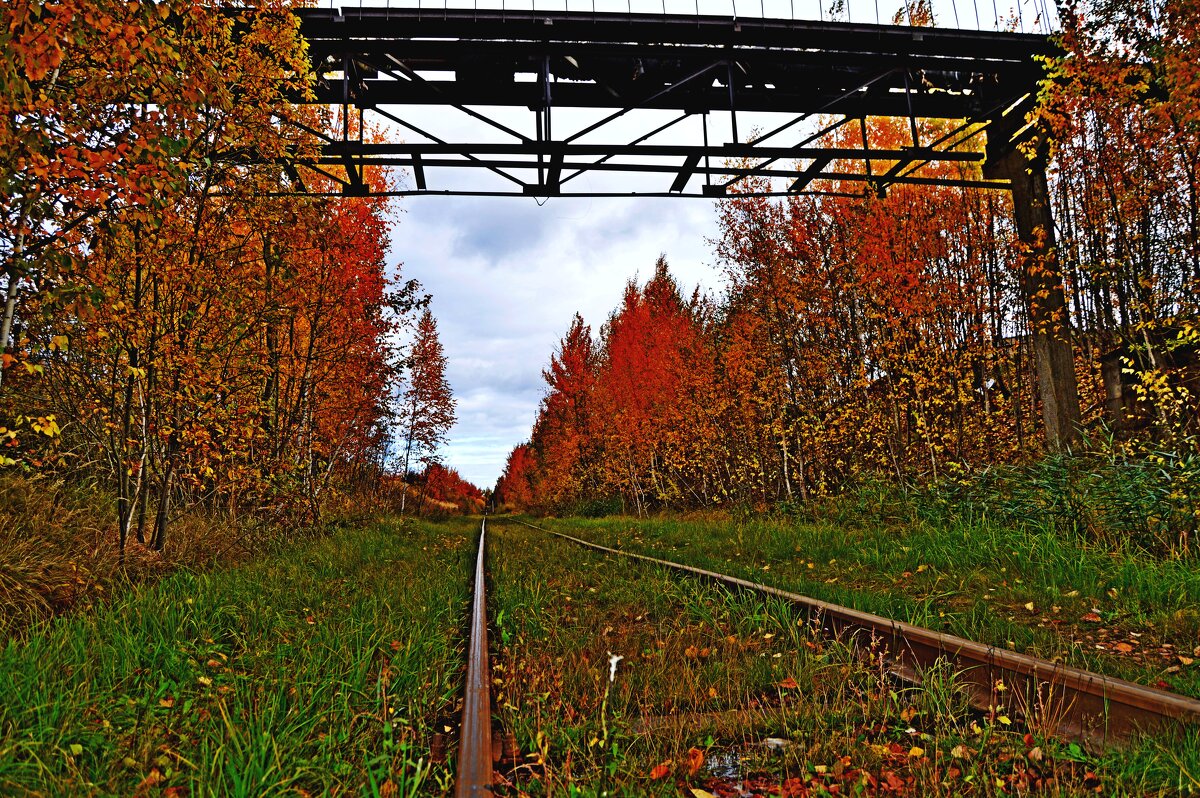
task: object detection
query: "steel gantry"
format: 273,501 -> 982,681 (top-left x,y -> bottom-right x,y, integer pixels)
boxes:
285,7 -> 1057,200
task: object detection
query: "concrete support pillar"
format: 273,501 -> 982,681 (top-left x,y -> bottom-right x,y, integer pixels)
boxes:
984,112 -> 1082,452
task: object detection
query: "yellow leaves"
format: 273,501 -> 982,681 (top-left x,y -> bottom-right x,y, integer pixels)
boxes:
908,746 -> 925,757
30,415 -> 61,437
49,335 -> 69,352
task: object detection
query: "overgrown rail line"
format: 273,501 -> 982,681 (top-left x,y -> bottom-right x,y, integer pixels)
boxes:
512,519 -> 1200,748
451,517 -> 1200,794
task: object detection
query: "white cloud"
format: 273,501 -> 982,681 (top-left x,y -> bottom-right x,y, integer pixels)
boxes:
391,192 -> 725,489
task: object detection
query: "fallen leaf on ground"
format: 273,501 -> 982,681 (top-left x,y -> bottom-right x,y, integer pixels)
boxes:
649,761 -> 671,780
777,677 -> 799,689
687,747 -> 704,775
1081,612 -> 1102,623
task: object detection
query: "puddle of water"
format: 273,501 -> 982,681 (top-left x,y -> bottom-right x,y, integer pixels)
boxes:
705,749 -> 741,780
704,738 -> 797,787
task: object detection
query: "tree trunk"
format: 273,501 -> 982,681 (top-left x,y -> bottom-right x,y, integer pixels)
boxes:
985,114 -> 1082,452
0,232 -> 24,391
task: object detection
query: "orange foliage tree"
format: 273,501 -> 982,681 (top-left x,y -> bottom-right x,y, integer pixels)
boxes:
1,2 -> 451,558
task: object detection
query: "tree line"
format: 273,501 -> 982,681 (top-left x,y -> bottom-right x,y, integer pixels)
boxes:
1,0 -> 458,558
496,0 -> 1199,526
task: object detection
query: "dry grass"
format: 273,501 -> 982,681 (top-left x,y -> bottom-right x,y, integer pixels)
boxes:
0,474 -> 274,638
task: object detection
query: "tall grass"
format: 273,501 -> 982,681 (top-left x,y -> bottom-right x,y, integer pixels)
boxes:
0,517 -> 474,796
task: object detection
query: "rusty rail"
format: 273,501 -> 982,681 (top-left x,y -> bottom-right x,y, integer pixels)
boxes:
456,520 -> 494,797
518,519 -> 1200,747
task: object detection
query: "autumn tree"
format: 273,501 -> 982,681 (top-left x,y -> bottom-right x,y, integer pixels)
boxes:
495,443 -> 537,512
395,308 -> 456,512
1,2 -> 441,559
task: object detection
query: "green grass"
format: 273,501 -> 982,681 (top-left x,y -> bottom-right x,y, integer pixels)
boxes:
527,511 -> 1200,700
0,517 -> 478,797
488,519 -> 1200,796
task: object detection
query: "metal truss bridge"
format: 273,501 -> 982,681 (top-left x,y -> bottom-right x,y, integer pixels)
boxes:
286,6 -> 1057,198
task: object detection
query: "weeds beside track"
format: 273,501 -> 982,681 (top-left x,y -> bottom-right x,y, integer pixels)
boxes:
0,518 -> 476,797
486,518 -> 1200,796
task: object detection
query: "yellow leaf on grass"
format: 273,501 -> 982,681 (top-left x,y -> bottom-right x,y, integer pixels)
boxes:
691,790 -> 718,798
909,746 -> 925,757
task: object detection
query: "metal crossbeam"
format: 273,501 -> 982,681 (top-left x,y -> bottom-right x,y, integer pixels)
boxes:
279,7 -> 1055,197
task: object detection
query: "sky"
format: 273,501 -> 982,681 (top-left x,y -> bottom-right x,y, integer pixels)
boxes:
390,193 -> 723,490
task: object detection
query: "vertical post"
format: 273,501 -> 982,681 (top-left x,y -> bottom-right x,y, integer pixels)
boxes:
984,108 -> 1082,451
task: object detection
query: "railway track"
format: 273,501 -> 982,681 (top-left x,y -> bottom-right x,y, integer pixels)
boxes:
514,518 -> 1200,747
451,516 -> 1200,795
456,519 -> 494,797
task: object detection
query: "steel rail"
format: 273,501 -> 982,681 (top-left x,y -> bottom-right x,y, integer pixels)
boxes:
516,520 -> 1200,746
456,520 -> 494,797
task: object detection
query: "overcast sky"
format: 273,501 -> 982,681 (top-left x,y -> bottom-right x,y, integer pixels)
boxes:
389,194 -> 723,490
